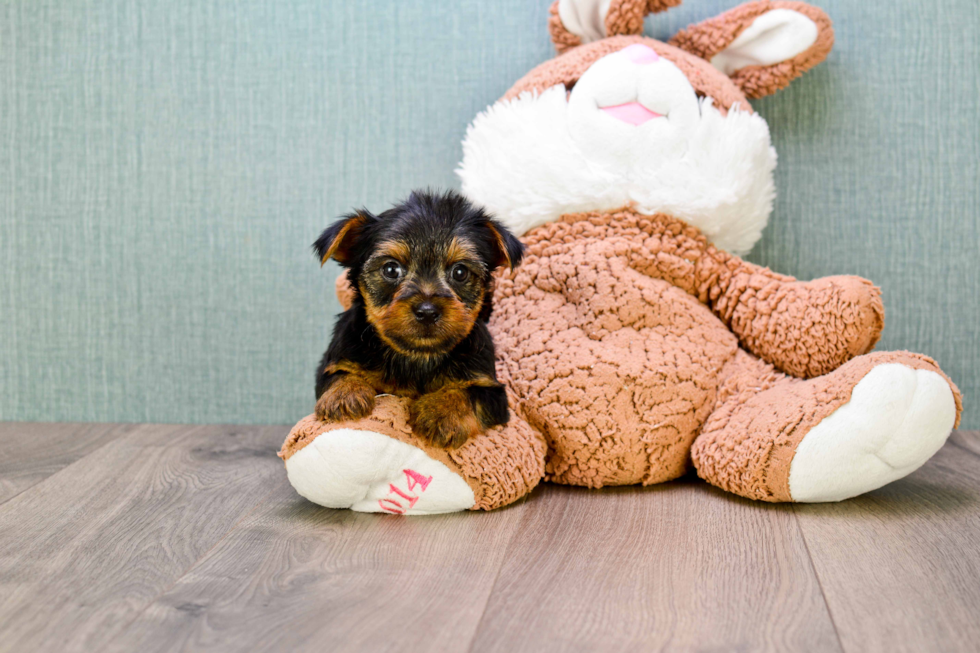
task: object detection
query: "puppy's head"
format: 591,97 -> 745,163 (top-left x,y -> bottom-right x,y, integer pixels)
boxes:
314,190 -> 524,357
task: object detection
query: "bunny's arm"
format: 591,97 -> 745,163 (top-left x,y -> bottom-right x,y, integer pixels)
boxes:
692,247 -> 884,378
583,211 -> 885,379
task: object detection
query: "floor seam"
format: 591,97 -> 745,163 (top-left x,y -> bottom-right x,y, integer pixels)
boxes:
792,504 -> 848,653
0,423 -> 140,510
462,494 -> 538,653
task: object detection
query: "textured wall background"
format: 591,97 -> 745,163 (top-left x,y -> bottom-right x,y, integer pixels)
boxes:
1,0 -> 978,427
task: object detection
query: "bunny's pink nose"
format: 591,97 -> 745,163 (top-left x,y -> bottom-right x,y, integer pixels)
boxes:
621,44 -> 659,65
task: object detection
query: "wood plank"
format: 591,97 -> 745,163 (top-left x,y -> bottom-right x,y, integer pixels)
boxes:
104,483 -> 529,653
794,430 -> 980,653
469,479 -> 842,653
0,423 -> 288,653
0,422 -> 134,504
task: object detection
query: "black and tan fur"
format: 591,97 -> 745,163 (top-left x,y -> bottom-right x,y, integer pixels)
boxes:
312,190 -> 524,448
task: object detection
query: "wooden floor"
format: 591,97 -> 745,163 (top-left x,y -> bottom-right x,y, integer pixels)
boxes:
0,423 -> 977,653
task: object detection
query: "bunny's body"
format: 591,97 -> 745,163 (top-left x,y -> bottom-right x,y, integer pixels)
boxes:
279,1 -> 961,514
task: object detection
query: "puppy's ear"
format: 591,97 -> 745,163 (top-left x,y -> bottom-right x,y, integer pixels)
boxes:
313,211 -> 373,267
486,220 -> 525,271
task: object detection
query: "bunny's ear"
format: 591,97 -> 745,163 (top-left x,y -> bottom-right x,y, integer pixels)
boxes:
669,1 -> 833,99
548,0 -> 682,54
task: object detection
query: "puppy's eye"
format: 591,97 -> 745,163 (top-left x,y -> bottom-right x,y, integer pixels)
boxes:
381,261 -> 403,280
450,264 -> 470,283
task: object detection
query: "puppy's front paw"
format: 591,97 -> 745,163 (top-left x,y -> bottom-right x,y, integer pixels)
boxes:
409,390 -> 482,449
315,376 -> 376,422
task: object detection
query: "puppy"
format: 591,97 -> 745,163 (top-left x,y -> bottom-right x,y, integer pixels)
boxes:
312,190 -> 524,448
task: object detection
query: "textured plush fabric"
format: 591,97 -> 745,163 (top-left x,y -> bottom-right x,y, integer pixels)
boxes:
669,1 -> 835,98
301,0 -> 959,506
492,210 -> 741,486
548,0 -> 832,100
504,35 -> 752,113
549,1 -> 584,54
282,0 -> 961,512
323,208 -> 960,503
488,208 -> 947,491
279,1 -> 962,511
459,80 -> 777,254
280,395 -> 547,511
549,0 -> 686,54
605,0 -> 650,39
0,0 -> 977,427
692,349 -> 961,501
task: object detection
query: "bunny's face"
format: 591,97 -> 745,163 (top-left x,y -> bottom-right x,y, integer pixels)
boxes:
458,1 -> 834,255
567,43 -> 704,171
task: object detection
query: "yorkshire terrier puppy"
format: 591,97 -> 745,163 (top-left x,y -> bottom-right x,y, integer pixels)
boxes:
312,190 -> 524,448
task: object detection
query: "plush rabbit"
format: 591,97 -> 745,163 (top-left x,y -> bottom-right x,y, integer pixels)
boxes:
279,0 -> 960,514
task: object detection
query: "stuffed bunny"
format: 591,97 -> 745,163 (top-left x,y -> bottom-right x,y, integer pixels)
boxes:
279,0 -> 960,514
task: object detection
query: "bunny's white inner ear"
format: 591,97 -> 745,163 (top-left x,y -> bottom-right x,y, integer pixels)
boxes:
558,0 -> 614,43
710,9 -> 818,75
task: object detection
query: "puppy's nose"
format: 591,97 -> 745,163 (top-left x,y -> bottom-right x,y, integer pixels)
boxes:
413,302 -> 440,324
622,43 -> 659,65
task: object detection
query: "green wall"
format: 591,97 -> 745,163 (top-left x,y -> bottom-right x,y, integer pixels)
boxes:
1,0 -> 978,427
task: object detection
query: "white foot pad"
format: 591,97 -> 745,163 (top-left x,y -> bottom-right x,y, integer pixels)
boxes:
789,364 -> 956,502
284,429 -> 476,515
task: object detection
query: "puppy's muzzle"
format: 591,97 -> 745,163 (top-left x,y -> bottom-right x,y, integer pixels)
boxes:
413,301 -> 441,325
